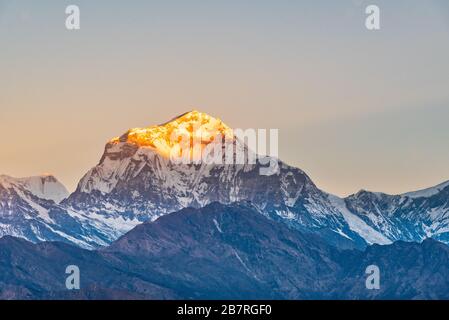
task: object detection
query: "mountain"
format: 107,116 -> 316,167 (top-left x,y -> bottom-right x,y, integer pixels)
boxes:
1,110 -> 449,250
0,175 -> 125,248
0,174 -> 69,204
1,202 -> 449,300
48,110 -> 449,248
344,181 -> 449,245
63,110 -> 380,249
0,174 -> 71,242
66,109 -> 448,249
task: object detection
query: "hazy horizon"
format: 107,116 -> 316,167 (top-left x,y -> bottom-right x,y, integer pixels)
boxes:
1,0 -> 449,196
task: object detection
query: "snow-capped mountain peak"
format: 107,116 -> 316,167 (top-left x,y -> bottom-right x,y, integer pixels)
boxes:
110,110 -> 233,159
0,173 -> 119,248
0,174 -> 69,203
402,180 -> 449,199
75,110 -> 248,195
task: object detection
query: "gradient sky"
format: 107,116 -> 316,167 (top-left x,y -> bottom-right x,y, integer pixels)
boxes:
1,0 -> 449,196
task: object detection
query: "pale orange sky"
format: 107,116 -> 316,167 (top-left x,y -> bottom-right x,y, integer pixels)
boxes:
1,0 -> 449,196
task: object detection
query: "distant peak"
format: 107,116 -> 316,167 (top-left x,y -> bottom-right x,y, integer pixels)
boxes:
0,174 -> 69,203
110,110 -> 233,158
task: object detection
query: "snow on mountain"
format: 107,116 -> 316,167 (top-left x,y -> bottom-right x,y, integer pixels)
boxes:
0,174 -> 126,248
402,180 -> 449,199
327,194 -> 392,245
76,110 -> 235,195
344,181 -> 449,245
0,174 -> 69,204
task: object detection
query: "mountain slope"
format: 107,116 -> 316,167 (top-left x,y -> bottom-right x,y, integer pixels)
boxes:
0,236 -> 177,299
104,202 -> 342,299
337,238 -> 449,299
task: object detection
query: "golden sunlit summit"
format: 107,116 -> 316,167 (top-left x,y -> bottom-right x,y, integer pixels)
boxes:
110,110 -> 234,158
